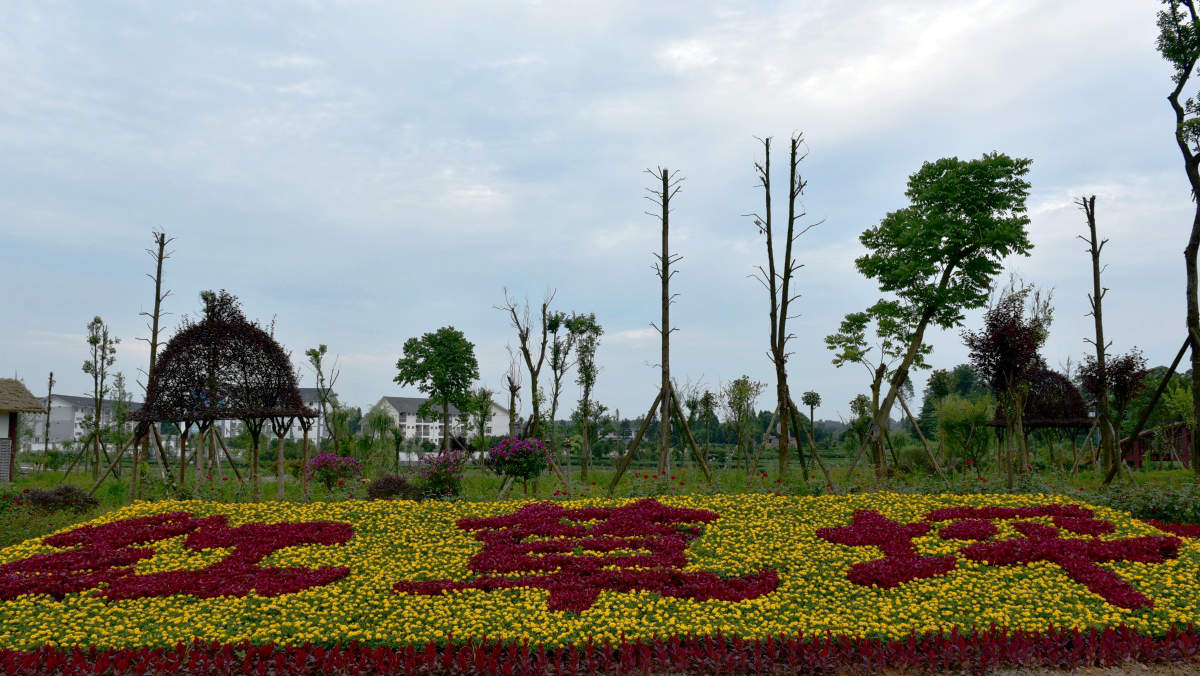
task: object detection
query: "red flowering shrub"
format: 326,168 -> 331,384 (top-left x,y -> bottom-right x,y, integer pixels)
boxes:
819,504 -> 1184,610
816,510 -> 956,587
0,512 -> 354,601
394,498 -> 778,611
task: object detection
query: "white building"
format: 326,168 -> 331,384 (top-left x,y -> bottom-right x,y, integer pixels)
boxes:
372,396 -> 510,447
29,394 -> 141,449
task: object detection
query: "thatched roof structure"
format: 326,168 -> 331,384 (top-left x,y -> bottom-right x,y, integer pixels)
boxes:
131,292 -> 315,426
0,379 -> 45,413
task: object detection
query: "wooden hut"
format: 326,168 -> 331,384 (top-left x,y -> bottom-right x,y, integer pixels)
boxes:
0,379 -> 46,483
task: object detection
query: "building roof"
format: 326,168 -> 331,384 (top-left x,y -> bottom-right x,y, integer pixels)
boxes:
0,379 -> 46,413
47,394 -> 143,413
380,396 -> 508,417
297,388 -> 337,405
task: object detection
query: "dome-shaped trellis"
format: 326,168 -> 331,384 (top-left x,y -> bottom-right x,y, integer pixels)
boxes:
131,291 -> 316,500
990,367 -> 1092,430
133,298 -> 315,426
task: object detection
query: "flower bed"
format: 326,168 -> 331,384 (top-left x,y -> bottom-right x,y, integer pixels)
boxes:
2,493 -> 1199,671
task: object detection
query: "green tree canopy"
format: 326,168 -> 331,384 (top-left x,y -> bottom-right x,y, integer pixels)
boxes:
853,152 -> 1033,475
394,326 -> 480,450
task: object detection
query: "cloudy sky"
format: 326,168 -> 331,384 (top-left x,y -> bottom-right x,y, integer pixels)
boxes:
0,1 -> 1190,423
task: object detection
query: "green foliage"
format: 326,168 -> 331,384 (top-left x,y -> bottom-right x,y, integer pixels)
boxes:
856,153 -> 1034,330
936,393 -> 994,472
394,327 -> 480,436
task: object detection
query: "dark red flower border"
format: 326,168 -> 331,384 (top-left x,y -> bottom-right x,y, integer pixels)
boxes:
3,627 -> 1200,674
1142,518 -> 1200,539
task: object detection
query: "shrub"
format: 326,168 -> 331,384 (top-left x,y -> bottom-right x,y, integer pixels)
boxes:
484,437 -> 552,482
305,453 -> 361,491
25,486 -> 99,514
366,474 -> 424,501
415,450 -> 467,497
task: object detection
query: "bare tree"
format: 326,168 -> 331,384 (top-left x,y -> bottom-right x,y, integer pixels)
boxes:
505,345 -> 522,437
748,134 -> 820,475
1076,195 -> 1118,478
43,372 -> 54,455
497,289 -> 555,438
607,167 -> 713,492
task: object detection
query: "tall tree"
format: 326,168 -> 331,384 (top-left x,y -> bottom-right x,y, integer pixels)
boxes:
826,300 -> 930,475
748,135 -> 820,475
699,390 -> 718,459
1076,195 -> 1117,478
722,375 -> 765,471
504,346 -> 522,437
569,313 -> 603,480
801,391 -> 821,441
963,279 -> 1054,487
466,386 -> 495,454
855,152 -> 1033,474
497,290 -> 554,438
546,311 -> 579,452
43,371 -> 54,454
135,231 -> 174,495
649,167 -> 683,474
82,316 -> 118,480
305,344 -> 340,451
1157,0 -> 1200,474
394,327 -> 480,451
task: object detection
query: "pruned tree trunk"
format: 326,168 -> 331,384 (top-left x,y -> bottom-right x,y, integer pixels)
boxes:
1078,195 -> 1117,478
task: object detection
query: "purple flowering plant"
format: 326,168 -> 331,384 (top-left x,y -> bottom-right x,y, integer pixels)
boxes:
416,449 -> 468,497
305,452 -> 361,490
484,436 -> 553,482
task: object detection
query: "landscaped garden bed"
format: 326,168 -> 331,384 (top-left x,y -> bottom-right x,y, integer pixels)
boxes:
2,493 -> 1199,673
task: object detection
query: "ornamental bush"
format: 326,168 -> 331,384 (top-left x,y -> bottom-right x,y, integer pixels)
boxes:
366,474 -> 425,501
415,450 -> 467,497
25,486 -> 99,514
305,452 -> 361,491
484,436 -> 552,482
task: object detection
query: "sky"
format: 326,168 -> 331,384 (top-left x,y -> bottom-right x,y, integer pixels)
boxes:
0,1 -> 1191,424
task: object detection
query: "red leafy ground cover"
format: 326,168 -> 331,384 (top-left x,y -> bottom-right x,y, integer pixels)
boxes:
394,498 -> 778,611
3,627 -> 1200,674
0,512 -> 354,601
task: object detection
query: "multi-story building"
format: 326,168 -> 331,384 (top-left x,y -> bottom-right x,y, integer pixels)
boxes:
371,396 -> 510,447
28,394 -> 142,449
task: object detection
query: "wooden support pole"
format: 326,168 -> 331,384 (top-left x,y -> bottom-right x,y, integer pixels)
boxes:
1103,336 -> 1191,485
896,392 -> 948,482
787,397 -> 838,490
150,426 -> 172,486
607,389 -> 664,495
213,428 -> 244,484
87,433 -> 140,496
301,426 -> 310,501
668,383 -> 712,484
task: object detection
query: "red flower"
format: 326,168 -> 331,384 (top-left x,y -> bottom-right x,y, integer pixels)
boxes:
337,480 -> 345,486
776,478 -> 782,484
679,481 -> 685,486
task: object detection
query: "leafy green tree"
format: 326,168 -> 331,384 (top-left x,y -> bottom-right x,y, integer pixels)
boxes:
826,301 -> 930,474
567,313 -> 603,479
394,327 -> 480,451
854,152 -> 1033,477
1157,0 -> 1200,474
466,386 -> 496,454
721,375 -> 766,471
305,344 -> 341,451
82,316 -> 119,480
